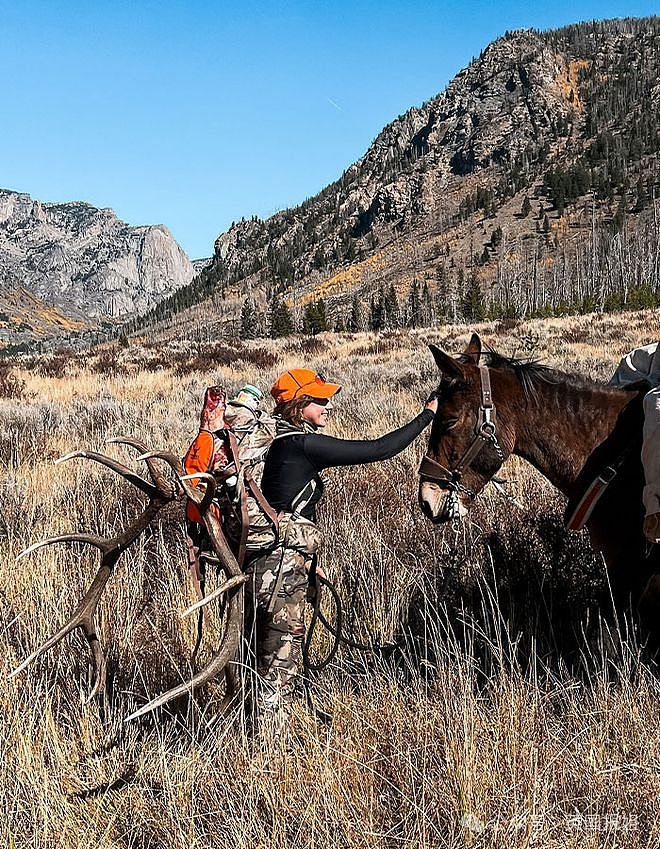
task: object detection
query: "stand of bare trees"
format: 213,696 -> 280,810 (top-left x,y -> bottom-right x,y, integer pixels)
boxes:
476,196 -> 660,320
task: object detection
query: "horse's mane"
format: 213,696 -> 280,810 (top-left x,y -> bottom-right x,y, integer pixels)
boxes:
482,349 -> 598,400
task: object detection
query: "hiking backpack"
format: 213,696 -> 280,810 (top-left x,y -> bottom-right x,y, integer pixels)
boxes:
183,385 -> 280,565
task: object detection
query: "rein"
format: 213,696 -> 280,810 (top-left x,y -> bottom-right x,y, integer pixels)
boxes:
418,364 -> 504,498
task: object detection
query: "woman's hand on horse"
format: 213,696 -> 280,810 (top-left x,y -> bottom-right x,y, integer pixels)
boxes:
425,393 -> 439,414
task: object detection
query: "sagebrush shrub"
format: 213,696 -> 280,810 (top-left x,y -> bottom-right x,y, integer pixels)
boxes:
91,346 -> 128,376
36,354 -> 70,378
237,347 -> 279,369
0,364 -> 25,398
173,343 -> 244,375
286,336 -> 329,355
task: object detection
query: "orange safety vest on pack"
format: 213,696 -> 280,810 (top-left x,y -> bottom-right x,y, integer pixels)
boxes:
183,429 -> 220,524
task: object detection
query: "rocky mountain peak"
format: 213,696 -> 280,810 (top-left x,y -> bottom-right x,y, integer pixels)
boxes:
0,189 -> 194,347
159,18 -> 652,324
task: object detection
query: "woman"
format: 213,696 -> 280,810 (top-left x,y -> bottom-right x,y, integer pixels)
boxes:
246,367 -> 438,728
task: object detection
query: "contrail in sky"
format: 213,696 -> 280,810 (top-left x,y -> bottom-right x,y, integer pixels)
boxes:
327,97 -> 343,112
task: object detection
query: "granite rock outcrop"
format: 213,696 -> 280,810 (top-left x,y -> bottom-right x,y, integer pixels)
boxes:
0,190 -> 194,334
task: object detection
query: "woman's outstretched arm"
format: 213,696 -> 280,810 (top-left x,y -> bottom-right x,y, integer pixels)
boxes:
302,408 -> 434,470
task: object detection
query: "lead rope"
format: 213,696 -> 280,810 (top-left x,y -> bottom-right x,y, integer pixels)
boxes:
301,567 -> 397,725
301,564 -> 338,726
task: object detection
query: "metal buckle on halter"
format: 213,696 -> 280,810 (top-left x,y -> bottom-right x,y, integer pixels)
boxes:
478,420 -> 496,438
478,401 -> 495,432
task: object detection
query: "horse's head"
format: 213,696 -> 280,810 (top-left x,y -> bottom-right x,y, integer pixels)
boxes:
419,333 -> 514,524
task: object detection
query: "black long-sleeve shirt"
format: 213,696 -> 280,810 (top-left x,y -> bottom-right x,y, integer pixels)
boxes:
261,409 -> 434,520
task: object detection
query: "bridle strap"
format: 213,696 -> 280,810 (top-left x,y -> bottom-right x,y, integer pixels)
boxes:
480,365 -> 493,409
418,454 -> 454,484
418,364 -> 503,491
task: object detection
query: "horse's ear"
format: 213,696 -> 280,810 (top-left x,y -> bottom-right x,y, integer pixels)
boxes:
462,333 -> 482,365
428,344 -> 465,381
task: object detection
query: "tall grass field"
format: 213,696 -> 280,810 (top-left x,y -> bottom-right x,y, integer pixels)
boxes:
1,310 -> 659,848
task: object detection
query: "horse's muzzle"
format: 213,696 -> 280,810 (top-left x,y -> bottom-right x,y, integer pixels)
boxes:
419,481 -> 469,524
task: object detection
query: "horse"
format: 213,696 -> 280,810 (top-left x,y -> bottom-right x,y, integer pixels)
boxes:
418,333 -> 660,644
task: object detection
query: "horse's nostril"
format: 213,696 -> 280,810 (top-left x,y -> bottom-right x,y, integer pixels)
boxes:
419,498 -> 434,520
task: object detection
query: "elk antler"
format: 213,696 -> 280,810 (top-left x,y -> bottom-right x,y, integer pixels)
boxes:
8,437 -> 177,700
180,575 -> 248,619
106,437 -> 174,493
122,449 -> 245,721
10,441 -> 247,720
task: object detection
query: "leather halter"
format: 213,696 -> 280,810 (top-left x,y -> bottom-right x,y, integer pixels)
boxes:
418,364 -> 503,497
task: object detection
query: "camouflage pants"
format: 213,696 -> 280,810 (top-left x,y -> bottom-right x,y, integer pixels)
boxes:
244,515 -> 322,725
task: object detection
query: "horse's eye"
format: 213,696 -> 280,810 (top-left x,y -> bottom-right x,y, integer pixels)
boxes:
440,418 -> 459,431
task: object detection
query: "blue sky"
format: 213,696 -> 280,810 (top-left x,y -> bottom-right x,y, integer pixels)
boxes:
0,1 -> 658,259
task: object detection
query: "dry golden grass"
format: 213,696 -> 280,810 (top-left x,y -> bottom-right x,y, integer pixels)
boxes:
1,309 -> 659,848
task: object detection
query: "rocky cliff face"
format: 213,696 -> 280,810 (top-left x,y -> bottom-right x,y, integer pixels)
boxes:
350,30 -> 577,229
206,28 -> 584,292
144,17 -> 659,335
0,190 -> 194,325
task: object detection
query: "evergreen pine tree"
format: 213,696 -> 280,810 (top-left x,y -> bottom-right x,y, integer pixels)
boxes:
369,292 -> 384,331
348,294 -> 363,332
407,278 -> 421,327
556,192 -> 565,216
302,302 -> 317,335
421,280 -> 433,327
384,284 -> 399,328
613,195 -> 627,232
302,299 -> 329,335
436,267 -> 449,324
462,274 -> 486,322
270,297 -> 294,338
240,296 -> 260,339
315,299 -> 328,333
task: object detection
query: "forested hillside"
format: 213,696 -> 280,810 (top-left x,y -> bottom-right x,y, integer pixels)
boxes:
130,16 -> 660,341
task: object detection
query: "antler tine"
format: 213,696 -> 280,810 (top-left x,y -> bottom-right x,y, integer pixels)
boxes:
137,449 -> 186,478
126,503 -> 244,721
179,472 -> 217,516
124,621 -> 243,720
55,450 -> 159,499
138,451 -> 217,514
106,437 -> 173,494
180,575 -> 248,619
10,461 -> 177,696
9,538 -> 119,695
17,533 -> 107,561
179,472 -> 215,484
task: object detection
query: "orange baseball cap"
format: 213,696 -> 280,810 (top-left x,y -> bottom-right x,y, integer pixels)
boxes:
270,368 -> 342,403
